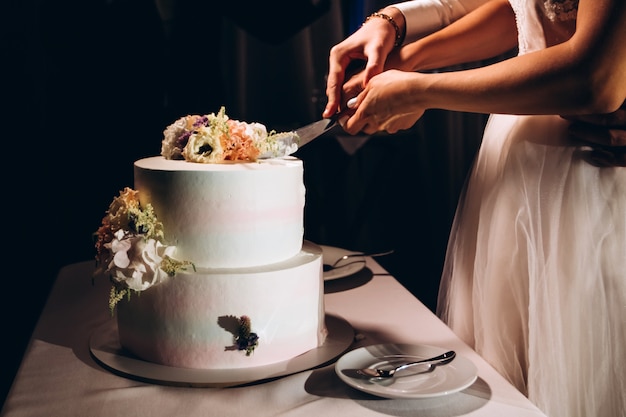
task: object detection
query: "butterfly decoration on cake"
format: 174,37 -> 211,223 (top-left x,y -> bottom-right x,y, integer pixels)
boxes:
161,106 -> 299,163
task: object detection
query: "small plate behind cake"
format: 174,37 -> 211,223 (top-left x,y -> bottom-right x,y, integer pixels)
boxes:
90,314 -> 354,388
320,245 -> 367,280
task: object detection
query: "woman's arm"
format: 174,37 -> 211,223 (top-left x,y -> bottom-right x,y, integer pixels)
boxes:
389,0 -> 518,72
324,0 -> 490,118
394,0 -> 489,43
419,0 -> 626,114
343,0 -> 626,134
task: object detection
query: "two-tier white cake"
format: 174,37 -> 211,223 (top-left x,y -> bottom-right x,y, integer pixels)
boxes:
95,108 -> 326,369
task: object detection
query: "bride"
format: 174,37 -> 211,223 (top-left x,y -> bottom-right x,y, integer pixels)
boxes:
324,1 -> 626,416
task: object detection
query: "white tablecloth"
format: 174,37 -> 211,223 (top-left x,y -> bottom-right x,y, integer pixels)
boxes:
1,258 -> 547,417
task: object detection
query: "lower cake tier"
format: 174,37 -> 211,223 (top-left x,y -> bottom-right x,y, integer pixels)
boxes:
116,241 -> 326,370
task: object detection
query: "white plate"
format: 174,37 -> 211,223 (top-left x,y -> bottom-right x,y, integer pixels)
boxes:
335,343 -> 477,399
320,245 -> 366,280
90,314 -> 354,387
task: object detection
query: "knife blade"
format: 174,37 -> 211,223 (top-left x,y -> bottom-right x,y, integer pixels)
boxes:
294,114 -> 340,149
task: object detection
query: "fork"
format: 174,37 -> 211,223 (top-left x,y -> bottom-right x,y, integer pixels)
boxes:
323,249 -> 394,272
357,350 -> 456,379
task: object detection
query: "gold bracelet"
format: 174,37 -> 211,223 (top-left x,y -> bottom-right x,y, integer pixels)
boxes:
363,12 -> 403,47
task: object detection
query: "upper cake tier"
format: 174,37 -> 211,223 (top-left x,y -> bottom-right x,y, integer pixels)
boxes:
134,156 -> 305,269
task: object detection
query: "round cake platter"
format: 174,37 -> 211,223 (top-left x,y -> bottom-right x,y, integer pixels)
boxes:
89,314 -> 354,388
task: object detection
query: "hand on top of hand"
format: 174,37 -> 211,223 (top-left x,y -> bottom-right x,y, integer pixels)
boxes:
563,101 -> 626,147
338,69 -> 425,135
564,100 -> 626,166
324,8 -> 404,119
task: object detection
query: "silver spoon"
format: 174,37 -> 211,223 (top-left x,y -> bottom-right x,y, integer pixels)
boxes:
356,350 -> 456,379
323,249 -> 394,272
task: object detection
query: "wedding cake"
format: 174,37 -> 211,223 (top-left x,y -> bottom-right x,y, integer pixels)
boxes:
94,108 -> 327,369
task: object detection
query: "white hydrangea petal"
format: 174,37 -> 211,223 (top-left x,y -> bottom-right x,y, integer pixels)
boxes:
161,116 -> 188,159
257,132 -> 299,159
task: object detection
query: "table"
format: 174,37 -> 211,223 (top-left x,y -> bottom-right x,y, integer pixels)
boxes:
1,258 -> 547,417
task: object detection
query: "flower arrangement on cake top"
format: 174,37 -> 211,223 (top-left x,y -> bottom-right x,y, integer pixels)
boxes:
94,187 -> 193,313
161,107 -> 299,163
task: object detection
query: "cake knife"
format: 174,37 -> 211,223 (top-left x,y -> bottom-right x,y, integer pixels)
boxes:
293,97 -> 358,149
293,113 -> 341,149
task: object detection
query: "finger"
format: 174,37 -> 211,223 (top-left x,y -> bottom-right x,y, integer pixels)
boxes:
324,54 -> 349,118
361,123 -> 381,135
337,96 -> 358,130
361,45 -> 386,87
324,72 -> 344,118
385,123 -> 400,135
337,114 -> 349,129
342,73 -> 365,110
605,128 -> 626,147
340,107 -> 369,136
569,122 -> 626,147
563,109 -> 626,128
587,148 -> 626,167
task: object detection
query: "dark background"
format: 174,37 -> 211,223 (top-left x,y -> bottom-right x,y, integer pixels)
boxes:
1,0 -> 485,409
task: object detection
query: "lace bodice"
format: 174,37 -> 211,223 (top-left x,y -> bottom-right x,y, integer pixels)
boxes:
542,0 -> 578,22
509,0 -> 578,53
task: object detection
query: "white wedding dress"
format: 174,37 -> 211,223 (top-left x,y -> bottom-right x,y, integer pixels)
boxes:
436,1 -> 626,417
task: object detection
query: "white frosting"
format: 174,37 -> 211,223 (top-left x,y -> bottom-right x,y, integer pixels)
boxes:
117,242 -> 326,369
118,155 -> 325,370
134,156 -> 305,268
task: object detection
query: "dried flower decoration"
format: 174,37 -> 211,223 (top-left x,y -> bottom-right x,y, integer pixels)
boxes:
161,107 -> 299,163
94,187 -> 194,313
235,315 -> 259,356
